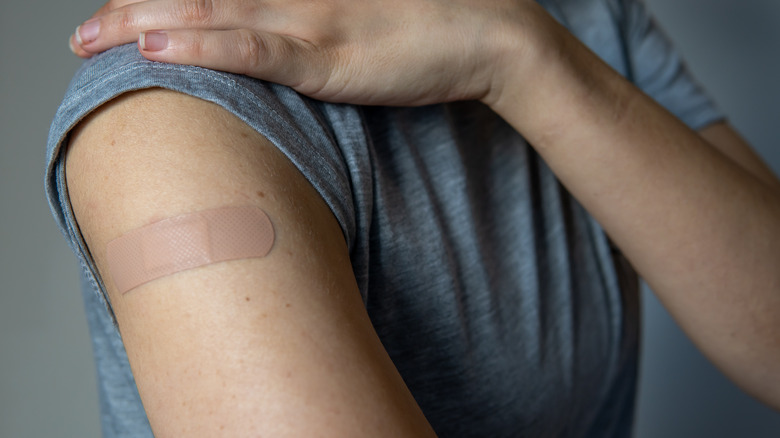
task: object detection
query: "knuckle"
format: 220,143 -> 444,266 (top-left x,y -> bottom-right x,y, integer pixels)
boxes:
179,0 -> 215,24
186,31 -> 207,59
115,9 -> 136,32
237,31 -> 266,72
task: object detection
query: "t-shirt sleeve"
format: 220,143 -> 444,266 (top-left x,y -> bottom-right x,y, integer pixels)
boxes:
621,0 -> 725,129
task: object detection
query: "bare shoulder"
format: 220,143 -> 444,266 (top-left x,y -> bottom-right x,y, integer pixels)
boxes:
65,88 -> 436,437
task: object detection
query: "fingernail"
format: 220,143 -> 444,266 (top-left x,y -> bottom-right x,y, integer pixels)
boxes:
77,18 -> 100,45
68,35 -> 77,54
140,31 -> 168,52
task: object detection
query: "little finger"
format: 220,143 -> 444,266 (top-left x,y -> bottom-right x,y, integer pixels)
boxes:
69,0 -> 149,56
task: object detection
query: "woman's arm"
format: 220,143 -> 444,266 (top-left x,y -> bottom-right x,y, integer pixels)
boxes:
485,17 -> 780,407
66,88 -> 438,437
70,0 -> 780,408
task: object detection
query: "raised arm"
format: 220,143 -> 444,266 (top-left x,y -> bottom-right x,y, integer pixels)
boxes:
70,0 -> 780,409
485,21 -> 780,408
65,88 -> 438,437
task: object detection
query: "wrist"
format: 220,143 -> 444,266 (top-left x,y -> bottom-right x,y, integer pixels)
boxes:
479,2 -> 567,112
481,10 -> 633,148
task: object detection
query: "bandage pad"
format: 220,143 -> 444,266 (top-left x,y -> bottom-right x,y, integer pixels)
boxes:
106,206 -> 275,294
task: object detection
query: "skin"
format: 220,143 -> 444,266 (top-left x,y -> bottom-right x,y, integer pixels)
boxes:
66,89 -> 438,437
66,0 -> 780,435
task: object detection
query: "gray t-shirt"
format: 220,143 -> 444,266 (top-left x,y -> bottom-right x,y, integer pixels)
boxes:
45,0 -> 722,436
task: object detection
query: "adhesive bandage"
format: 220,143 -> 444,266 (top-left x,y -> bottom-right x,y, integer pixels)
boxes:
106,206 -> 275,294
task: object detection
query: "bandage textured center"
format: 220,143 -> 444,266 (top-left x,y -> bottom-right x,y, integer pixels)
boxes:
106,206 -> 275,294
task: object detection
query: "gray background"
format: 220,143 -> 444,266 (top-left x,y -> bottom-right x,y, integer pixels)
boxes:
1,0 -> 778,436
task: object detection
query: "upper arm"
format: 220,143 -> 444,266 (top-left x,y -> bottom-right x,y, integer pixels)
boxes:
65,89 -> 435,437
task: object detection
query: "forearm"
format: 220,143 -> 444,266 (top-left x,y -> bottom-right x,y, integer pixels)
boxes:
486,13 -> 780,407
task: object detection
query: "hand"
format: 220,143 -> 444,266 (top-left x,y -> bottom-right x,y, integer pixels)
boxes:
70,0 -> 549,107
